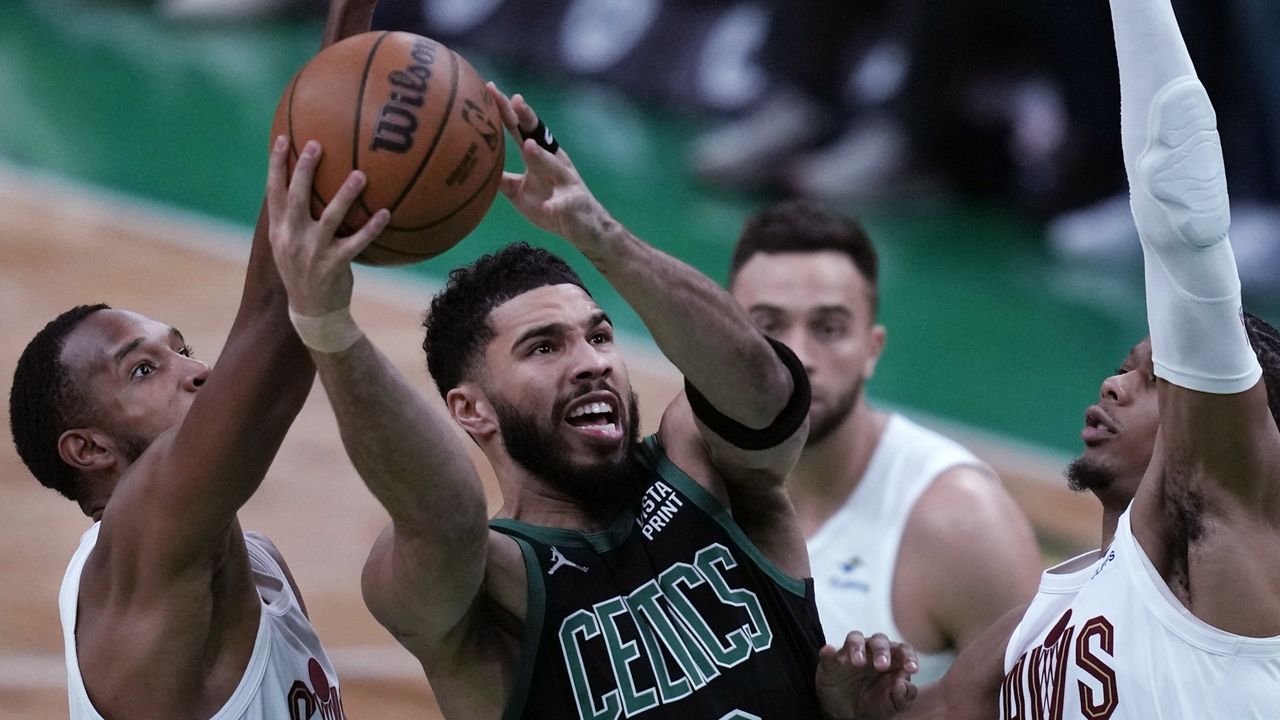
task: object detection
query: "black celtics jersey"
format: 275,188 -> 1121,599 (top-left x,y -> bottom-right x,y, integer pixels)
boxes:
491,436 -> 826,720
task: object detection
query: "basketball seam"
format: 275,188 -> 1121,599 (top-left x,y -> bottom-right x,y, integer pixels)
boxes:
352,31 -> 391,221
386,44 -> 460,217
387,150 -> 503,232
359,242 -> 430,263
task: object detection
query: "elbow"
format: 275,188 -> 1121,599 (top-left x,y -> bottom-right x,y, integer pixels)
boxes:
752,337 -> 809,430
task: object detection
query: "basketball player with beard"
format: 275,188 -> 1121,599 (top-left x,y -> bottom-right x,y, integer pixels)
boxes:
267,86 -> 919,718
817,0 -> 1280,716
727,200 -> 1041,684
4,3 -> 383,717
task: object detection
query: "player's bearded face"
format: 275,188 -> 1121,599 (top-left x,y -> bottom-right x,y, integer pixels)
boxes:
493,388 -> 643,511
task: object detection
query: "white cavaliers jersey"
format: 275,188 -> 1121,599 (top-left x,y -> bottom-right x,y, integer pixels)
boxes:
806,413 -> 988,683
1000,509 -> 1280,719
60,523 -> 346,719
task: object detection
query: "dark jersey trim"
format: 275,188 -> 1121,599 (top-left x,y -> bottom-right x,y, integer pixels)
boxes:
638,436 -> 809,598
490,509 -> 635,553
499,536 -> 546,720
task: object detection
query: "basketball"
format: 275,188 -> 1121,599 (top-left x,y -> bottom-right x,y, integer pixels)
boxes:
270,31 -> 505,266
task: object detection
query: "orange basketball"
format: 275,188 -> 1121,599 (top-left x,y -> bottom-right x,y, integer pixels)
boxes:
271,31 -> 505,266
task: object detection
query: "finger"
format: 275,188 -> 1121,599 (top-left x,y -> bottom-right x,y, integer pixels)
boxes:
521,137 -> 571,181
510,93 -> 539,135
866,633 -> 893,672
841,631 -> 867,666
499,171 -> 523,199
266,135 -> 290,232
817,644 -> 840,669
319,170 -> 368,233
892,641 -> 919,675
892,679 -> 918,712
336,208 -> 390,260
488,82 -> 520,137
289,140 -> 322,217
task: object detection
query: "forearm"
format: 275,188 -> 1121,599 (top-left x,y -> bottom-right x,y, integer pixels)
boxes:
1111,0 -> 1259,396
312,337 -> 488,536
578,222 -> 793,427
321,0 -> 378,49
1110,0 -> 1196,170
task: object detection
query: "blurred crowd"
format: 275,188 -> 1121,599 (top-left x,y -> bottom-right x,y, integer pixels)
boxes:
687,0 -> 1280,294
159,0 -> 1280,294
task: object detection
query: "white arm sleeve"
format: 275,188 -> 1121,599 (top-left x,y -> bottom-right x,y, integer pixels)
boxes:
1111,0 -> 1262,394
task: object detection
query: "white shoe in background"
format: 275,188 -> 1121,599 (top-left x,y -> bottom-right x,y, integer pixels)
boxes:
689,85 -> 832,190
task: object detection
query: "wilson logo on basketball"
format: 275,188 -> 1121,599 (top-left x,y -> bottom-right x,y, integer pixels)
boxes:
370,38 -> 439,154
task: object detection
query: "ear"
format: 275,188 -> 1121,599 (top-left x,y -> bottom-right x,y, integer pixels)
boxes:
447,384 -> 498,441
57,428 -> 117,474
864,324 -> 887,379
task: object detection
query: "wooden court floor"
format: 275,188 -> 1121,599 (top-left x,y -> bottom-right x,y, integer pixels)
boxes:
0,164 -> 1096,717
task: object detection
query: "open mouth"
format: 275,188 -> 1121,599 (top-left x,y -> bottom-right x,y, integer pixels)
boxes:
1081,405 -> 1118,445
563,393 -> 624,443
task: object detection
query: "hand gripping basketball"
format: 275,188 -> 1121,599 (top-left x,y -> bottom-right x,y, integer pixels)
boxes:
266,135 -> 389,343
272,31 -> 505,266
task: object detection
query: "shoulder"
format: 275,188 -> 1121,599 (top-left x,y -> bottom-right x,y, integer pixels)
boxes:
361,523 -> 527,658
906,467 -> 1042,645
655,391 -> 733,505
883,415 -> 981,464
909,465 -> 1038,552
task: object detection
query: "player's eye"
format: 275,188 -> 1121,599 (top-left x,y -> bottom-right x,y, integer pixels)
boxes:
178,345 -> 194,358
131,362 -> 156,379
813,321 -> 846,341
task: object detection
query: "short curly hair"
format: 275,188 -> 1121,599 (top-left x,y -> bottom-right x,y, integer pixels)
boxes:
9,304 -> 111,502
424,243 -> 589,396
1245,311 -> 1280,430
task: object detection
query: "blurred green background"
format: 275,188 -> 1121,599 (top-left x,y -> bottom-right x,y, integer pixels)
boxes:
9,0 -> 1262,458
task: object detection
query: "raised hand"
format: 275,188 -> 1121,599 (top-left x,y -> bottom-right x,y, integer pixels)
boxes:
816,631 -> 919,720
487,82 -> 617,253
265,136 -> 389,316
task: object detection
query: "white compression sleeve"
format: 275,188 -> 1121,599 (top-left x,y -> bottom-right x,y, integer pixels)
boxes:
1111,0 -> 1261,394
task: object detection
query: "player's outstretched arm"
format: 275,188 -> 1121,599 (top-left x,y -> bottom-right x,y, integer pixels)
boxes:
1111,0 -> 1280,510
487,84 -> 807,485
321,0 -> 377,48
265,138 -> 499,652
104,0 -> 378,572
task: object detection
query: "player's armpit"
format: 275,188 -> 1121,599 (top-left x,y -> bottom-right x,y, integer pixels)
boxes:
1153,380 -> 1280,516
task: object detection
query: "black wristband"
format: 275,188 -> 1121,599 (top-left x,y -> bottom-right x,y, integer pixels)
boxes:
519,118 -> 560,154
684,337 -> 811,451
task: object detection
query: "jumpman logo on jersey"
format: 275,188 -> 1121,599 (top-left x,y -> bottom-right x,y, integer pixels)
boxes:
548,546 -> 589,575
